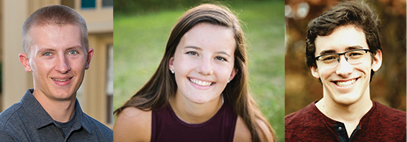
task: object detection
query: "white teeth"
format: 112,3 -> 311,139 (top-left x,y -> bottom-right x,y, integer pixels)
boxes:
53,78 -> 70,81
190,78 -> 212,86
336,79 -> 356,87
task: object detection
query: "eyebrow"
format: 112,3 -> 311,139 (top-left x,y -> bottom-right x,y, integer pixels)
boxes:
216,51 -> 231,58
184,46 -> 231,57
37,48 -> 56,53
36,46 -> 83,54
345,45 -> 363,51
66,46 -> 84,51
184,46 -> 202,51
318,45 -> 364,56
319,50 -> 336,56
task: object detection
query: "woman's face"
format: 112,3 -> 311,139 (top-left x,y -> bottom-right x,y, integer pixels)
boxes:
169,23 -> 237,104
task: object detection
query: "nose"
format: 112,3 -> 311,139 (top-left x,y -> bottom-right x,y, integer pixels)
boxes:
196,57 -> 213,75
55,55 -> 71,73
336,55 -> 352,76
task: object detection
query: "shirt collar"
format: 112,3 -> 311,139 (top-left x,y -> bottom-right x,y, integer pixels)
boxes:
21,89 -> 92,134
311,100 -> 377,127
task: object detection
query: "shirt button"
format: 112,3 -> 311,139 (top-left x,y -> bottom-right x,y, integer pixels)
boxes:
338,127 -> 343,131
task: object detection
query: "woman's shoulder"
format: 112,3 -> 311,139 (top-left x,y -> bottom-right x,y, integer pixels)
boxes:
233,116 -> 274,142
234,116 -> 252,142
113,107 -> 152,142
255,118 -> 274,142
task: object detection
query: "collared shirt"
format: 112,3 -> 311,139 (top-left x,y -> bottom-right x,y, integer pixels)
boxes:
0,89 -> 113,142
285,101 -> 406,142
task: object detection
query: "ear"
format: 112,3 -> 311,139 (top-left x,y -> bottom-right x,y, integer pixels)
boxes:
169,57 -> 174,71
19,52 -> 32,72
229,68 -> 238,82
85,48 -> 94,70
371,49 -> 382,72
310,66 -> 320,78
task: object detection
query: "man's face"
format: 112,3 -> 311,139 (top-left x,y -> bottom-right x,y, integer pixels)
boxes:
310,25 -> 382,106
19,24 -> 93,101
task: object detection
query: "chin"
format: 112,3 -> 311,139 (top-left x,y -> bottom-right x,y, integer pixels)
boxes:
332,94 -> 361,106
187,95 -> 216,104
189,98 -> 210,104
52,92 -> 75,100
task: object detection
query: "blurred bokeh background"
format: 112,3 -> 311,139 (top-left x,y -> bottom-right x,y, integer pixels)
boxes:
113,0 -> 285,141
285,0 -> 406,115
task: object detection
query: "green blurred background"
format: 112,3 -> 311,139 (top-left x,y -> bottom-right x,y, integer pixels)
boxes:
113,0 -> 285,141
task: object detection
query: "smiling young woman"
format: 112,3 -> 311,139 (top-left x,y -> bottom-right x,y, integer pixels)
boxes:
113,3 -> 275,142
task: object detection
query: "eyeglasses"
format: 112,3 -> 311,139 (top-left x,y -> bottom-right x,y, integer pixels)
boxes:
315,49 -> 371,68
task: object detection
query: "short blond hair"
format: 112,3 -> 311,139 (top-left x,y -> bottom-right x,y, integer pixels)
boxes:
22,5 -> 88,55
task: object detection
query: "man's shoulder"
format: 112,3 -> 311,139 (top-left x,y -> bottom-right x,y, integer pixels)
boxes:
81,112 -> 113,140
0,102 -> 23,127
82,113 -> 112,132
285,102 -> 332,141
285,103 -> 316,125
285,102 -> 324,135
0,102 -> 26,141
356,101 -> 406,141
373,102 -> 406,124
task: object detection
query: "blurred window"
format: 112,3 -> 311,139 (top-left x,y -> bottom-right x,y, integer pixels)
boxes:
61,0 -> 75,9
81,0 -> 96,9
102,0 -> 113,7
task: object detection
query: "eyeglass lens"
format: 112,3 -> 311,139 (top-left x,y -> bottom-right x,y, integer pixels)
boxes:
317,49 -> 368,67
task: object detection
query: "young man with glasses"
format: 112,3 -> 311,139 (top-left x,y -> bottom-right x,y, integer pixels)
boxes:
285,1 -> 406,142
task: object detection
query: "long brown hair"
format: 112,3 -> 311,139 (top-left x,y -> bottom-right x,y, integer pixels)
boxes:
114,4 -> 275,142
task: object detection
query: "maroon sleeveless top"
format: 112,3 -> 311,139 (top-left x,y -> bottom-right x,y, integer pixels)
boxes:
151,101 -> 238,142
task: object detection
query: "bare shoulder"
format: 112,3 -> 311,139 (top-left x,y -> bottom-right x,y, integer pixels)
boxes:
113,107 -> 152,142
233,116 -> 274,142
255,118 -> 274,142
233,116 -> 251,142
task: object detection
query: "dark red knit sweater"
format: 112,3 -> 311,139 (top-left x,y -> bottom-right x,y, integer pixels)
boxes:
285,101 -> 406,142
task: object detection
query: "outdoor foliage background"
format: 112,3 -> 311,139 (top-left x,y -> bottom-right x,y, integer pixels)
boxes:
285,0 -> 406,115
113,0 -> 285,141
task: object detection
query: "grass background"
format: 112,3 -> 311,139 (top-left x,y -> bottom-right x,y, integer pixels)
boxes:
113,1 -> 285,141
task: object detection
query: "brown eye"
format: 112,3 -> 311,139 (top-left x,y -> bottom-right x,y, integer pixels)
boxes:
215,56 -> 227,61
321,55 -> 337,62
186,51 -> 198,56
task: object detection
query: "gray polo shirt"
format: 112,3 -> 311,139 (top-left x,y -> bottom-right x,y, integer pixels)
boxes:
0,89 -> 113,142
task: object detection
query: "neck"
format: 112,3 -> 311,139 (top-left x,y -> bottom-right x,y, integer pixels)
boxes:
169,94 -> 223,124
33,90 -> 76,122
316,97 -> 372,122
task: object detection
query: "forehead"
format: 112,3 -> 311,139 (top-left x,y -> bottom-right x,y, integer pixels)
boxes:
29,24 -> 83,51
29,24 -> 81,38
179,23 -> 236,52
314,25 -> 368,55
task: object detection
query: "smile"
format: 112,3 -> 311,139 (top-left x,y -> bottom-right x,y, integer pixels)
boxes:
52,77 -> 73,82
333,78 -> 358,87
189,78 -> 213,86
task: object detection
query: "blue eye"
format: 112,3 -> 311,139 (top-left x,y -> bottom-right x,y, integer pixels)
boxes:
69,50 -> 78,55
43,52 -> 52,56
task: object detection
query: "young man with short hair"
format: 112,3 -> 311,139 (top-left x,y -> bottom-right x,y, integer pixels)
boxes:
285,1 -> 406,142
0,5 -> 113,141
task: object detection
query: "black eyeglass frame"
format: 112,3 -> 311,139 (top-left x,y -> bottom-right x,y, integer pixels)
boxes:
315,49 -> 371,63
